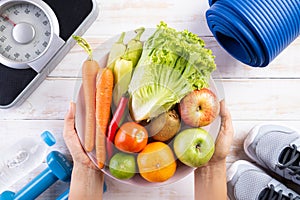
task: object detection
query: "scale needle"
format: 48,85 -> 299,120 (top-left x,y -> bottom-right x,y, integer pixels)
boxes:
1,14 -> 16,26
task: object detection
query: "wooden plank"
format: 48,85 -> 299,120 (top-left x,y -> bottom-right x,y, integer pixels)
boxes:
0,120 -> 67,155
216,79 -> 300,121
1,78 -> 300,121
50,36 -> 300,79
87,0 -> 212,37
104,173 -> 194,200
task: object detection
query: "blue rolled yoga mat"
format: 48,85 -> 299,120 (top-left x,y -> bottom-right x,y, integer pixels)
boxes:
206,0 -> 300,67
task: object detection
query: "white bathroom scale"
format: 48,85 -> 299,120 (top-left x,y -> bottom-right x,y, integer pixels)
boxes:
0,0 -> 99,108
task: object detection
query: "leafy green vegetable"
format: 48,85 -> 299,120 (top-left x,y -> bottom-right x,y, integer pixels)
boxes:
128,22 -> 216,122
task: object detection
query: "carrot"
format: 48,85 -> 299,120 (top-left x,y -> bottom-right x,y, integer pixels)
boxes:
73,35 -> 99,152
82,60 -> 99,152
95,67 -> 114,168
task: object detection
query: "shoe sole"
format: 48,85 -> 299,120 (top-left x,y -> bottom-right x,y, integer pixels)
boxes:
243,124 -> 262,162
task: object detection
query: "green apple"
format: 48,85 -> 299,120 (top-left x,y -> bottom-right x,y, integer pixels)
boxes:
173,128 -> 215,167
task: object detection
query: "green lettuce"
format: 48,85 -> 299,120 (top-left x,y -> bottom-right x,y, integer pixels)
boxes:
128,22 -> 216,122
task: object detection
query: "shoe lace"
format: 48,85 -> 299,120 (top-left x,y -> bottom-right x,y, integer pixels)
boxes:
258,184 -> 300,200
278,144 -> 300,180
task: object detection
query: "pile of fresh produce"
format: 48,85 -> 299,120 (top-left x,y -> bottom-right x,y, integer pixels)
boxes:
75,22 -> 220,183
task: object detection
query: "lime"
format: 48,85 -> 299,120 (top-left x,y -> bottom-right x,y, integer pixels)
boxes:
109,152 -> 136,180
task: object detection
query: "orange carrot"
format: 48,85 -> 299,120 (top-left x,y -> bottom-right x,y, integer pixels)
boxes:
95,67 -> 114,168
73,35 -> 99,152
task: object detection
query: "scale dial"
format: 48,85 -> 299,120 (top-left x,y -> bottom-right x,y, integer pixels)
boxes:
0,0 -> 62,71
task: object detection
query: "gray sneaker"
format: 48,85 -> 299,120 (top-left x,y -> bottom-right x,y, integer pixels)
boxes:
244,124 -> 300,185
227,160 -> 300,200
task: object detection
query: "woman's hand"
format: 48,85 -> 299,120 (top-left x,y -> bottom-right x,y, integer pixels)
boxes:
194,100 -> 234,200
63,102 -> 104,200
208,99 -> 234,165
63,102 -> 98,170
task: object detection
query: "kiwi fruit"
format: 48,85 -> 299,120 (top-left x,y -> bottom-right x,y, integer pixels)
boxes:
148,110 -> 181,141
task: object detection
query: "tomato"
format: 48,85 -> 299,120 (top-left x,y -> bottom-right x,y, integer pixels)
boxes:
114,122 -> 148,153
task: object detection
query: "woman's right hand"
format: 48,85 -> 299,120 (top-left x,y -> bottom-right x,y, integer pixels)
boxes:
63,102 -> 99,170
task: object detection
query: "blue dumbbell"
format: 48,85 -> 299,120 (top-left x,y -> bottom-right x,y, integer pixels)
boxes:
0,151 -> 73,200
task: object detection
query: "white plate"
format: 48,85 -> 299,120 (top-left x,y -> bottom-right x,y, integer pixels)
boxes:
74,30 -> 221,187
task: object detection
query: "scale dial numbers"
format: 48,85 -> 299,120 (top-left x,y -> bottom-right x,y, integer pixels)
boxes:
0,1 -> 54,67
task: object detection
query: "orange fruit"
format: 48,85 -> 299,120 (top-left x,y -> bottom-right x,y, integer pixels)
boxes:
137,142 -> 176,182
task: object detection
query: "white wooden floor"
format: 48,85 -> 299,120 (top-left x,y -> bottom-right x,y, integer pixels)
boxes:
1,0 -> 300,199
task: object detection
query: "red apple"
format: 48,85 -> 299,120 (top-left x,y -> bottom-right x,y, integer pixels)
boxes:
179,88 -> 219,127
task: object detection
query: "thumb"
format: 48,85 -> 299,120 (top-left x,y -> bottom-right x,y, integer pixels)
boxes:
63,102 -> 82,154
219,100 -> 232,129
64,102 -> 76,128
220,100 -> 230,120
217,99 -> 234,141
